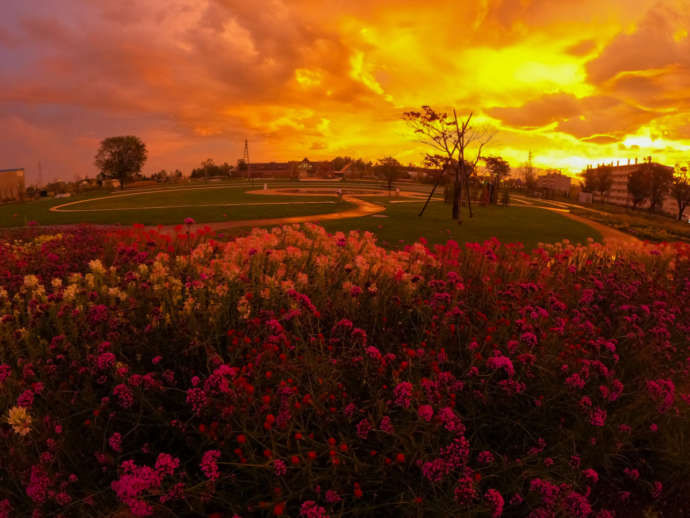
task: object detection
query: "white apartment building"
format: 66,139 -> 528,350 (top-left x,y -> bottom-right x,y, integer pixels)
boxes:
584,160 -> 677,215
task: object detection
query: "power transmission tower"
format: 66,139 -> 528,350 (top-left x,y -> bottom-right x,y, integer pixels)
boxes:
243,139 -> 252,184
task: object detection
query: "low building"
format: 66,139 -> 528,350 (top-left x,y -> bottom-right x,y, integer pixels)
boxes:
583,159 -> 676,214
249,162 -> 293,178
0,168 -> 26,201
536,172 -> 571,194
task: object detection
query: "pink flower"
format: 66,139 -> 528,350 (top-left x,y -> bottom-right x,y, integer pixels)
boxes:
97,352 -> 116,370
589,407 -> 607,427
274,459 -> 287,477
418,405 -> 434,422
454,474 -> 477,505
563,490 -> 592,518
623,467 -> 639,480
486,354 -> 515,377
113,384 -> 134,409
325,489 -> 342,504
393,381 -> 413,408
26,465 -> 50,503
565,373 -> 586,390
109,432 -> 123,453
155,453 -> 180,476
438,407 -> 465,434
484,489 -> 504,517
356,418 -> 372,440
184,217 -> 195,225
582,468 -> 599,484
186,387 -> 207,415
647,379 -> 675,413
379,416 -> 394,434
477,451 -> 494,465
17,389 -> 34,408
201,450 -> 220,481
300,501 -> 329,518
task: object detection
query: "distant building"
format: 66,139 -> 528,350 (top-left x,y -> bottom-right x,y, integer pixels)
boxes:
536,172 -> 571,194
0,168 -> 25,201
250,162 -> 293,178
582,159 -> 676,214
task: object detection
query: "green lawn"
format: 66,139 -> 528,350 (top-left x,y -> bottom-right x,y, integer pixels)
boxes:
320,198 -> 601,249
0,182 -> 355,227
0,181 -> 601,249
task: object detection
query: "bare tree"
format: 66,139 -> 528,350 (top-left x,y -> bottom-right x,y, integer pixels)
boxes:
403,106 -> 492,220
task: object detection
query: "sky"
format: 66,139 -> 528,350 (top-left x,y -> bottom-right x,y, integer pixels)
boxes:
1,0 -> 690,183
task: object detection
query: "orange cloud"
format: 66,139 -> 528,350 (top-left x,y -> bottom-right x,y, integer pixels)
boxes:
1,0 -> 689,183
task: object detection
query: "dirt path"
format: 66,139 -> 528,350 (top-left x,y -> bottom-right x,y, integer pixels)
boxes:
173,194 -> 385,233
511,194 -> 641,247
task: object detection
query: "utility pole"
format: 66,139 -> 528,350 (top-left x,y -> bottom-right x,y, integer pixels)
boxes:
243,139 -> 252,185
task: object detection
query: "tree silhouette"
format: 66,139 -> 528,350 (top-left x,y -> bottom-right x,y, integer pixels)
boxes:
94,136 -> 147,190
403,106 -> 492,220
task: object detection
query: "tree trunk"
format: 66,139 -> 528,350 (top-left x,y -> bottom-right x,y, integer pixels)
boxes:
465,175 -> 473,218
452,181 -> 460,220
419,178 -> 441,217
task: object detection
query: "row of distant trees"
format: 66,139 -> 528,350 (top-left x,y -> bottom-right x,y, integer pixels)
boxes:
582,160 -> 690,220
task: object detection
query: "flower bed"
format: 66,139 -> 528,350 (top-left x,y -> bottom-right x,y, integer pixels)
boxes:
1,224 -> 689,517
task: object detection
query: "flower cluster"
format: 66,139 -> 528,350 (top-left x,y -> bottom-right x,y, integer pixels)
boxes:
0,224 -> 688,516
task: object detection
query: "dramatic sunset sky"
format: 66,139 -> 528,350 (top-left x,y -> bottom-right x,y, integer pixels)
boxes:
1,0 -> 689,183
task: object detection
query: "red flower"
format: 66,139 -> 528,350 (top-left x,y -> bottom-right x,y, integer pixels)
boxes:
274,502 -> 286,516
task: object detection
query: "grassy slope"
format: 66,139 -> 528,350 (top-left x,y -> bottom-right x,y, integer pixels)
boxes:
569,204 -> 690,243
320,198 -> 601,249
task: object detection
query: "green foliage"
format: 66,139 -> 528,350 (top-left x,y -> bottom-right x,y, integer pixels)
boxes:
671,164 -> 690,221
483,156 -> 510,204
190,159 -> 233,179
627,168 -> 651,208
376,156 -> 404,191
94,136 -> 147,190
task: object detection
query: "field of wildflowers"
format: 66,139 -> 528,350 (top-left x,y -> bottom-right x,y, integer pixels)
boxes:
1,223 -> 689,517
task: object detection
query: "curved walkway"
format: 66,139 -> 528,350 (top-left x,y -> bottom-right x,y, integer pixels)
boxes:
183,194 -> 385,233
511,194 -> 641,247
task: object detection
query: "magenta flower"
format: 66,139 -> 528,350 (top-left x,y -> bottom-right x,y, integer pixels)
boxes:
393,381 -> 413,408
299,500 -> 328,518
418,404 -> 434,422
484,489 -> 504,517
356,418 -> 372,440
273,459 -> 287,477
200,450 -> 220,481
109,432 -> 123,453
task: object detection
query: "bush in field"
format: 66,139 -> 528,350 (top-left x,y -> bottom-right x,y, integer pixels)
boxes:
1,224 -> 690,517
